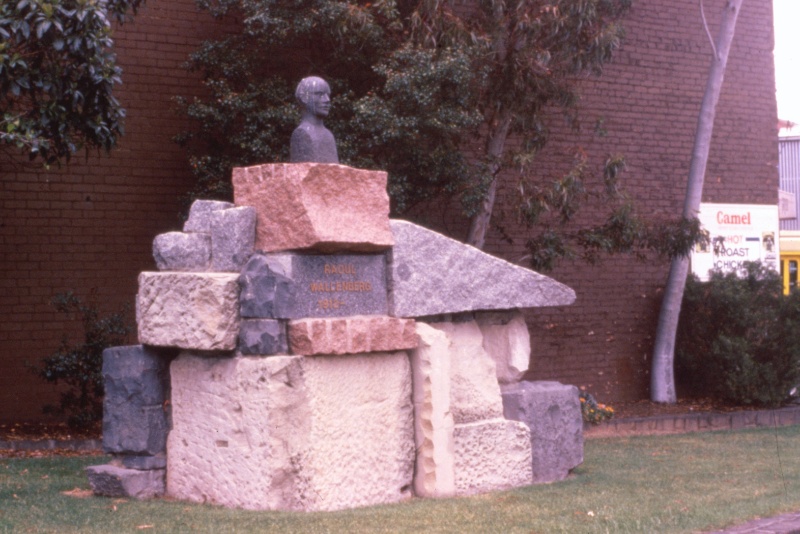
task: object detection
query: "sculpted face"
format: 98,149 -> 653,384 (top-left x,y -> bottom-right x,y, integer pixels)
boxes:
296,76 -> 331,118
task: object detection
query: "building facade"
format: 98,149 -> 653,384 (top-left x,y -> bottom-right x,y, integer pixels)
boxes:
0,0 -> 778,421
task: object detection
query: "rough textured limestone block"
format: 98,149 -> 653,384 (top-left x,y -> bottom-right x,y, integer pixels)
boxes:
152,231 -> 211,272
388,220 -> 576,316
232,163 -> 393,252
428,320 -> 504,424
476,310 -> 531,384
167,351 -> 414,512
501,381 -> 584,483
137,272 -> 240,350
102,345 -> 170,456
183,199 -> 234,233
238,319 -> 288,355
86,464 -> 165,499
410,323 -> 455,498
301,352 -> 414,511
210,206 -> 256,272
288,316 -> 417,355
453,418 -> 533,496
167,354 -> 311,511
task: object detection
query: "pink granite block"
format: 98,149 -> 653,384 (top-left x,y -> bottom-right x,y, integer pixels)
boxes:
288,316 -> 417,356
232,163 -> 393,253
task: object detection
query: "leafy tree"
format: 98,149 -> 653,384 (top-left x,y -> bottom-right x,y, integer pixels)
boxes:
177,0 -> 701,268
0,0 -> 143,165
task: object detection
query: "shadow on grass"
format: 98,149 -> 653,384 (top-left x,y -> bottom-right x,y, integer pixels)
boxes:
2,426 -> 799,533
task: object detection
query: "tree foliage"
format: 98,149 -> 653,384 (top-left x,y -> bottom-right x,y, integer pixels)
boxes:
0,0 -> 143,165
177,0 -> 702,268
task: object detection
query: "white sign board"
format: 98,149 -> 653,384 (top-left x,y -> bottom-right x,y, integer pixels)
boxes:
691,203 -> 780,281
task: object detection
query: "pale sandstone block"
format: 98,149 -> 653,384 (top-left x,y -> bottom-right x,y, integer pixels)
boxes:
287,316 -> 417,356
410,323 -> 455,498
167,351 -> 414,512
301,352 -> 414,511
428,320 -> 504,424
167,354 -> 310,511
232,163 -> 393,253
453,418 -> 533,496
136,272 -> 240,351
476,310 -> 531,384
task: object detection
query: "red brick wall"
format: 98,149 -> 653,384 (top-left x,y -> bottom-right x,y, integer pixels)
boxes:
0,0 -> 226,421
488,0 -> 777,402
0,0 -> 777,420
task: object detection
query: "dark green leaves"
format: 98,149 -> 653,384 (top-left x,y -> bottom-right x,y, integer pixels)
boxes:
677,263 -> 800,407
0,0 -> 143,165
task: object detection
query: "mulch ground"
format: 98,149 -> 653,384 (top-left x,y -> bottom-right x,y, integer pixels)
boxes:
0,420 -> 102,458
0,398 -> 774,458
610,397 -> 767,419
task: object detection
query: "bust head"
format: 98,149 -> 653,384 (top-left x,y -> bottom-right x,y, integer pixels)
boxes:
295,76 -> 331,119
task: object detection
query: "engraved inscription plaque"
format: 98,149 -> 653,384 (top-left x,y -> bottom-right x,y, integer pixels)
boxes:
292,254 -> 388,318
240,253 -> 389,319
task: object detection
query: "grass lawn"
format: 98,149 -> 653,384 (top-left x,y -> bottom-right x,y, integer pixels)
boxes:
2,426 -> 800,533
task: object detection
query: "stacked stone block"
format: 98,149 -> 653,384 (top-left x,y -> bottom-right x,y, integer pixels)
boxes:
502,381 -> 584,483
153,200 -> 256,273
86,345 -> 171,499
232,163 -> 394,252
94,161 -> 582,508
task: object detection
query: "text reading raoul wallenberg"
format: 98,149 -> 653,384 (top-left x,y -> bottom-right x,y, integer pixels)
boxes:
310,264 -> 373,293
309,281 -> 372,292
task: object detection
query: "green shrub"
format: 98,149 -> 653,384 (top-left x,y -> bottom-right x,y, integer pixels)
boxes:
676,262 -> 800,407
36,291 -> 131,429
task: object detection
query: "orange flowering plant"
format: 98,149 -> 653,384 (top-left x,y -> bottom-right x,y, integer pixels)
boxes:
580,391 -> 614,425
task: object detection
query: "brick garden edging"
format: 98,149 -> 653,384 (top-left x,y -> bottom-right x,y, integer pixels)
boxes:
3,406 -> 800,450
0,438 -> 101,452
584,405 -> 800,438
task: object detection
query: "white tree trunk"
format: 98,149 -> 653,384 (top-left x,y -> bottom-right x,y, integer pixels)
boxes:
466,112 -> 513,249
651,0 -> 745,403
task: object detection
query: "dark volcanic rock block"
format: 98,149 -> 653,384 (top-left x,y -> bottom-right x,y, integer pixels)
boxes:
501,381 -> 583,483
152,231 -> 211,272
238,319 -> 288,355
86,464 -> 165,499
239,254 -> 298,318
102,345 -> 171,456
239,253 -> 388,319
121,454 -> 167,470
210,206 -> 256,272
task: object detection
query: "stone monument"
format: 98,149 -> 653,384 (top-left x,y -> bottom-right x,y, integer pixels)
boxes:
87,82 -> 586,510
290,76 -> 338,164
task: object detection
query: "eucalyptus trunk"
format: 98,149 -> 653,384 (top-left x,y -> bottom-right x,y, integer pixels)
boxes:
466,112 -> 513,249
651,0 -> 745,403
